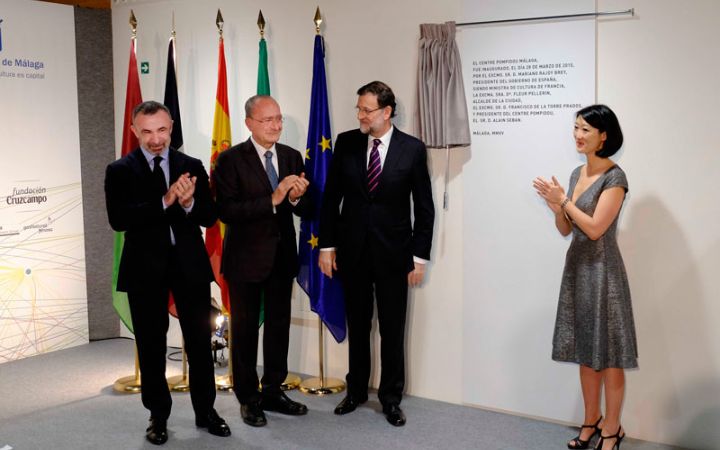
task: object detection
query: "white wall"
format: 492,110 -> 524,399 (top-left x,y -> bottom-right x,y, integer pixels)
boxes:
111,0 -> 720,447
0,0 -> 89,362
458,0 -> 597,425
596,1 -> 720,447
457,1 -> 720,448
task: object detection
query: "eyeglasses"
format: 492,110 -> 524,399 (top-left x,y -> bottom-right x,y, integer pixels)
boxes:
249,116 -> 284,125
355,106 -> 383,116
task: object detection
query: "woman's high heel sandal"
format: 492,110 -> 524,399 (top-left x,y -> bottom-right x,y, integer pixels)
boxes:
595,426 -> 624,450
567,416 -> 602,449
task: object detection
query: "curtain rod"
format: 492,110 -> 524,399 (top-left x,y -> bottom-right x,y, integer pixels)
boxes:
457,8 -> 634,27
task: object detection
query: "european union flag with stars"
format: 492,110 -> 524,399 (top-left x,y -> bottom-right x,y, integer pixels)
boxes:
297,35 -> 346,342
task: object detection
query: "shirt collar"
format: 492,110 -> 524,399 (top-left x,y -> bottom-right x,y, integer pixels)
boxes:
140,146 -> 169,164
250,136 -> 277,158
368,125 -> 394,149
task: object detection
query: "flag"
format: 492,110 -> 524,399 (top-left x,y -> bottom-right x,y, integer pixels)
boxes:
112,39 -> 143,333
163,35 -> 183,153
257,37 -> 270,96
297,35 -> 346,342
255,36 -> 271,325
163,34 -> 182,318
206,36 -> 232,312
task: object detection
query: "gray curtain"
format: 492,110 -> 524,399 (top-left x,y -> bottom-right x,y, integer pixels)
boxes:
416,22 -> 470,148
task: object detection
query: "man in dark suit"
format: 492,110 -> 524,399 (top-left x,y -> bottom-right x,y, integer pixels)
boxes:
105,101 -> 231,445
319,81 -> 435,427
213,95 -> 311,427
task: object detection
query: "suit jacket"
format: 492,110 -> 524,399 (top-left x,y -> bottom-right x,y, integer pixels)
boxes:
213,139 -> 312,283
319,127 -> 435,274
104,147 -> 217,291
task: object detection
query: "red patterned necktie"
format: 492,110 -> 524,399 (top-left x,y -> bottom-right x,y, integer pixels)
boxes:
367,139 -> 381,193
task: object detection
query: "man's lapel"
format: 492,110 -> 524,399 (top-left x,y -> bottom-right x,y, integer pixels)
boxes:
382,128 -> 403,177
168,148 -> 182,183
354,133 -> 370,198
242,139 -> 273,191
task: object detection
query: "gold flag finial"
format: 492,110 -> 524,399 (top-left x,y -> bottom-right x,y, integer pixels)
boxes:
257,10 -> 266,37
216,9 -> 224,36
314,7 -> 322,34
129,10 -> 138,37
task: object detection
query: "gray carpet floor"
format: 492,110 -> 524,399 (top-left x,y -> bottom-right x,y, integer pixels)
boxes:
0,339 -> 682,450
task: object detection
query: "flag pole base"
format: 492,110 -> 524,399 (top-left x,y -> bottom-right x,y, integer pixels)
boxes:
215,374 -> 233,391
113,374 -> 142,394
299,377 -> 345,396
167,374 -> 190,392
281,373 -> 302,391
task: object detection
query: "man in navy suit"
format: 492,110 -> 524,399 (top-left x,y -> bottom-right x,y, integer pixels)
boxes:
319,81 -> 435,426
105,101 -> 230,445
213,95 -> 311,427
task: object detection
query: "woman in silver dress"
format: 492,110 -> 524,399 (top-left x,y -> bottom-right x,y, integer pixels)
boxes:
533,105 -> 637,450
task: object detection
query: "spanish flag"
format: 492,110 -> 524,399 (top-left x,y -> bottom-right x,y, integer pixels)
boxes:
205,36 -> 231,312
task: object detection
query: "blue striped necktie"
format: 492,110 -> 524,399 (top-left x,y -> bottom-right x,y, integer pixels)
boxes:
264,151 -> 279,190
367,139 -> 381,194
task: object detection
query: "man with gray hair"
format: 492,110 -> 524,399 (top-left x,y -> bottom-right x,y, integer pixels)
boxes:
213,95 -> 311,427
105,100 -> 231,444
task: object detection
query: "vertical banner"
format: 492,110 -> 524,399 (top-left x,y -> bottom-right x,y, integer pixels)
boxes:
297,35 -> 346,342
206,36 -> 231,312
0,1 -> 88,362
458,3 -> 596,420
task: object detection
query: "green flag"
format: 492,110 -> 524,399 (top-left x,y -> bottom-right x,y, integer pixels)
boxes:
256,36 -> 270,326
112,233 -> 133,332
257,38 -> 270,95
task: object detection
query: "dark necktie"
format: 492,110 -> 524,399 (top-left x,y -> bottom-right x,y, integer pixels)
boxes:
152,156 -> 167,196
367,139 -> 382,194
265,151 -> 279,190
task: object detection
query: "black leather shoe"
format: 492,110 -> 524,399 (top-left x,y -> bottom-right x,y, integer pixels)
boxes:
196,409 -> 231,437
334,395 -> 367,415
262,391 -> 308,416
383,404 -> 406,427
146,417 -> 168,445
241,402 -> 267,427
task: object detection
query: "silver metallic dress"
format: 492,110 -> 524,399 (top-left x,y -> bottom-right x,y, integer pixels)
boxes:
552,165 -> 638,370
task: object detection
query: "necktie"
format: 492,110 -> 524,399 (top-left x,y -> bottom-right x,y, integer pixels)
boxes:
152,155 -> 173,246
367,139 -> 382,194
264,151 -> 279,190
152,156 -> 167,196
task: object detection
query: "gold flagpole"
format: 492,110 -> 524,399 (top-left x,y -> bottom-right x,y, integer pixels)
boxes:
215,312 -> 234,390
113,11 -> 142,395
167,339 -> 190,392
299,318 -> 344,395
114,342 -> 142,393
299,8 -> 346,396
254,8 -> 299,391
209,10 -> 233,392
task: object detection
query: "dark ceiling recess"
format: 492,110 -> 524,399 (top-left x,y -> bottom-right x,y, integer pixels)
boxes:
37,0 -> 111,9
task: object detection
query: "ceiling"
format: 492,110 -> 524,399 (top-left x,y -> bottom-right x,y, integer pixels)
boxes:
38,0 -> 111,9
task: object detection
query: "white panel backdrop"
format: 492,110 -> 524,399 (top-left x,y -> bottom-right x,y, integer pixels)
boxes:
459,0 -> 597,420
0,0 -> 88,362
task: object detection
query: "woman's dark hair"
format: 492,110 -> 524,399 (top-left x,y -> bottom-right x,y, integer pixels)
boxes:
576,104 -> 623,158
